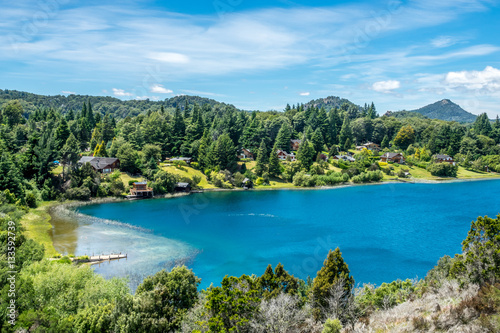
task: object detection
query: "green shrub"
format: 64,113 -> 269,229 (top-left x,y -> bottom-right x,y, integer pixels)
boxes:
65,186 -> 91,201
322,318 -> 342,333
25,192 -> 37,208
426,163 -> 458,177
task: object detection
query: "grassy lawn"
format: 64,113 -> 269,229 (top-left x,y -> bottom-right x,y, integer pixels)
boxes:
20,202 -> 59,257
456,167 -> 500,179
162,164 -> 217,189
51,165 -> 63,175
119,172 -> 142,185
256,177 -> 295,189
239,160 -> 256,170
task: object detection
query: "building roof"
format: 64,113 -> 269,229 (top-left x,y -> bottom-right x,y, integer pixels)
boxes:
176,182 -> 190,187
382,152 -> 402,158
78,156 -> 119,170
171,157 -> 192,161
291,139 -> 301,143
242,178 -> 251,183
435,154 -> 452,160
134,182 -> 147,185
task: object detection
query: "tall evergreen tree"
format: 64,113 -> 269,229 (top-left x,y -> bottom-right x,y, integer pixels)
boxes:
87,100 -> 95,128
268,143 -> 281,177
311,248 -> 354,320
54,117 -> 70,150
338,114 -> 353,151
274,123 -> 291,152
254,139 -> 268,176
297,139 -> 315,170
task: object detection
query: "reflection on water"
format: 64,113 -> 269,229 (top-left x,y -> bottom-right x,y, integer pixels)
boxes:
49,205 -> 198,291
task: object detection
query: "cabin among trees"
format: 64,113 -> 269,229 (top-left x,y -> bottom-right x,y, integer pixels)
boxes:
434,154 -> 456,166
175,182 -> 191,192
290,139 -> 301,151
129,181 -> 154,198
238,148 -> 254,160
380,152 -> 405,164
77,156 -> 120,173
356,142 -> 380,152
277,149 -> 297,161
332,155 -> 355,162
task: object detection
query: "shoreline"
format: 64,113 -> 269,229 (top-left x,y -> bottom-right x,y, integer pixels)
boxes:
24,175 -> 500,258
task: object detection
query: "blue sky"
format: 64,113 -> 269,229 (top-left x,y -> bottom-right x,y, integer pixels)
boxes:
1,0 -> 499,116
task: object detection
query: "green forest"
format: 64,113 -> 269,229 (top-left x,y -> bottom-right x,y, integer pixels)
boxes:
1,92 -> 500,331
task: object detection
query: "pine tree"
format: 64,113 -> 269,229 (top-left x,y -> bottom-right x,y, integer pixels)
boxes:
339,115 -> 353,151
329,108 -> 340,145
311,248 -> 354,320
81,102 -> 87,119
311,128 -> 324,155
381,135 -> 390,149
87,100 -> 95,128
297,139 -> 315,170
254,139 -> 268,176
184,100 -> 191,119
274,123 -> 291,152
268,143 -> 281,177
66,109 -> 74,121
54,117 -> 70,150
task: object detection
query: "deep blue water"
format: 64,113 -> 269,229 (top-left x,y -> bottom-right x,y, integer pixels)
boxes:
70,180 -> 500,289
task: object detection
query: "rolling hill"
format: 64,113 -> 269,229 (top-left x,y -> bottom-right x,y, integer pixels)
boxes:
408,99 -> 477,123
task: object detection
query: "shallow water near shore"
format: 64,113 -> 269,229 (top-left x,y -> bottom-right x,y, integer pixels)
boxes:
52,180 -> 500,290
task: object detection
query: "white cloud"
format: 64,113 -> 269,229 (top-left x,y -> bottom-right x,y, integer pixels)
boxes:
150,84 -> 173,94
299,92 -> 310,96
61,90 -> 75,95
445,66 -> 500,93
431,36 -> 456,48
180,89 -> 224,97
112,88 -> 133,97
149,52 -> 190,64
372,80 -> 400,93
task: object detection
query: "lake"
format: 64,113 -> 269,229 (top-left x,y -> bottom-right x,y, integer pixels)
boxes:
50,180 -> 500,290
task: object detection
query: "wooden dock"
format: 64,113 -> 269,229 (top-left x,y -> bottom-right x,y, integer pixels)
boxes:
87,253 -> 127,262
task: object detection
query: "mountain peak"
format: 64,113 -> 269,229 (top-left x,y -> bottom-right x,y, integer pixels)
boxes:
409,99 -> 476,123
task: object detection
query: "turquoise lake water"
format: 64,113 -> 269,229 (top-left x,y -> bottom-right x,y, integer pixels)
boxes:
69,180 -> 500,290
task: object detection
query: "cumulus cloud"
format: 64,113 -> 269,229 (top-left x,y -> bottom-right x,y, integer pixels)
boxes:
445,66 -> 500,93
299,92 -> 310,96
61,90 -> 75,95
372,80 -> 400,93
112,88 -> 133,97
150,84 -> 173,94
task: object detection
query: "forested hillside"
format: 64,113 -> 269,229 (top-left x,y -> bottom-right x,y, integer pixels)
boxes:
0,89 -> 236,119
1,91 -> 500,331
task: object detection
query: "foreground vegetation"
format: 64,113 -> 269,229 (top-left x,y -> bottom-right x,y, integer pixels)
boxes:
1,195 -> 500,332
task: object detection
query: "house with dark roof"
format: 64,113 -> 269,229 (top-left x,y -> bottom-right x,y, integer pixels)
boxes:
380,152 -> 405,164
175,182 -> 191,192
238,148 -> 254,160
78,156 -> 120,173
332,155 -> 355,162
434,154 -> 456,166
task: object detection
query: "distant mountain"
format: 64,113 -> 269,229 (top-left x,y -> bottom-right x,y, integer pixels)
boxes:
304,96 -> 361,111
383,110 -> 428,120
408,99 -> 477,123
0,89 -> 238,119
